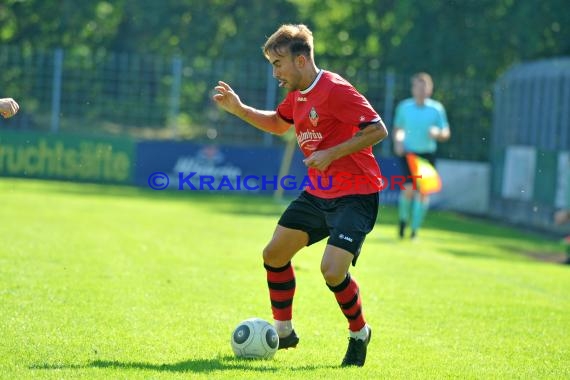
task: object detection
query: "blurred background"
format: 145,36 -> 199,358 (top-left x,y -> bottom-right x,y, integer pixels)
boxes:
0,0 -> 569,233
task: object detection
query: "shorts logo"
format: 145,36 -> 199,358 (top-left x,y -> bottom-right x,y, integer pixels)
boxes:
338,234 -> 353,242
309,107 -> 319,127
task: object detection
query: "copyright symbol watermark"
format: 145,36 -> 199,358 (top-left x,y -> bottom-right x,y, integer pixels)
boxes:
148,172 -> 170,190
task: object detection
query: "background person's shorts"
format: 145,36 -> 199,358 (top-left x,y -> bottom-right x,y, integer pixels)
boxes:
278,191 -> 379,265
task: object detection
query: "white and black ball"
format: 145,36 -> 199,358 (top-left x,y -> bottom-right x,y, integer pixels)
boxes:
230,318 -> 279,359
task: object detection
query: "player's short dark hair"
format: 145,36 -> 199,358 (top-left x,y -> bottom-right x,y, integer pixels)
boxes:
412,72 -> 434,91
263,24 -> 314,59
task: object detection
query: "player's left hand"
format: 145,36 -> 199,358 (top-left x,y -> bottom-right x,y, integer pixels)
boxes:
303,150 -> 335,171
428,126 -> 440,139
0,98 -> 19,118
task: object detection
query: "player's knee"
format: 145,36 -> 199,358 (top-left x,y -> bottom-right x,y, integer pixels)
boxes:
262,245 -> 274,263
262,245 -> 286,267
403,185 -> 415,198
320,264 -> 345,286
420,194 -> 430,202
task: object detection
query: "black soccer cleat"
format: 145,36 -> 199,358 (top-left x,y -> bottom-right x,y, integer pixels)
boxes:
341,328 -> 372,367
399,221 -> 406,239
278,330 -> 299,350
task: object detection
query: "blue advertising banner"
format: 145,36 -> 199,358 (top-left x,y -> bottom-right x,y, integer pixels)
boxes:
136,142 -> 286,194
135,141 -> 403,202
377,156 -> 405,205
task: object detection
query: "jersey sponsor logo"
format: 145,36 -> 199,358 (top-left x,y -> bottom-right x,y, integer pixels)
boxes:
296,129 -> 323,149
309,106 -> 319,127
297,96 -> 307,102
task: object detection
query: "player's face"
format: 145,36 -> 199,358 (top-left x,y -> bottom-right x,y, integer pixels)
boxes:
267,51 -> 303,91
412,79 -> 432,100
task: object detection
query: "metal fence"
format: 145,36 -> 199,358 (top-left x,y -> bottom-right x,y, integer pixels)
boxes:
0,45 -> 492,161
491,57 -> 570,229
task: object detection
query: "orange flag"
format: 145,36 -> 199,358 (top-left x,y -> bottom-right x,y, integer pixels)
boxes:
405,153 -> 442,195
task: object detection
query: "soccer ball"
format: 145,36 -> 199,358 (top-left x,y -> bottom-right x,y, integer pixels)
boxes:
230,318 -> 279,359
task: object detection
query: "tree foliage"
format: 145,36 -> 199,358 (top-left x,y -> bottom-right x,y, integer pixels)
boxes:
1,0 -> 567,82
0,0 -> 568,161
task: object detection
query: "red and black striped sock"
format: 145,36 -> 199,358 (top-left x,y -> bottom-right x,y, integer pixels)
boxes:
327,273 -> 366,332
265,262 -> 296,321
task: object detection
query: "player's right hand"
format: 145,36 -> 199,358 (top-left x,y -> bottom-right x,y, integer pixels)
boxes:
393,142 -> 404,157
212,81 -> 244,116
0,98 -> 20,118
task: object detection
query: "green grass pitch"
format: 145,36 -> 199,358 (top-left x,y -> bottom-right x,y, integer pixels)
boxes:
1,178 -> 568,379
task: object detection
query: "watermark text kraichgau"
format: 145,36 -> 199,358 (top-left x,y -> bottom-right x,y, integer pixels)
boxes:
147,172 -> 420,191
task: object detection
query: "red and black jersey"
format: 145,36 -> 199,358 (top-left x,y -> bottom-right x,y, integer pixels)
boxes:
277,70 -> 384,199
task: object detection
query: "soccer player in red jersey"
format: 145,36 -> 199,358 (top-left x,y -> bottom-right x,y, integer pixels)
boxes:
213,24 -> 387,367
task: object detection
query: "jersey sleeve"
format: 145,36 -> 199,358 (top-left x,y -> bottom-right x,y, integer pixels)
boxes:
435,103 -> 449,129
328,84 -> 381,128
276,92 -> 294,124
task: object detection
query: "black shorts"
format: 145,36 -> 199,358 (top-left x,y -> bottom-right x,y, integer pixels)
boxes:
278,191 -> 379,265
400,153 -> 436,184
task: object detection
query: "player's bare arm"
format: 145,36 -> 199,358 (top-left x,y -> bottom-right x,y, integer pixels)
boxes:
429,126 -> 451,142
212,81 -> 290,135
303,122 -> 388,171
393,127 -> 405,156
0,98 -> 20,118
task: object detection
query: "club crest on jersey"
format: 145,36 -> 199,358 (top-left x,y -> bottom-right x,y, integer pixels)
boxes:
309,107 -> 319,127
